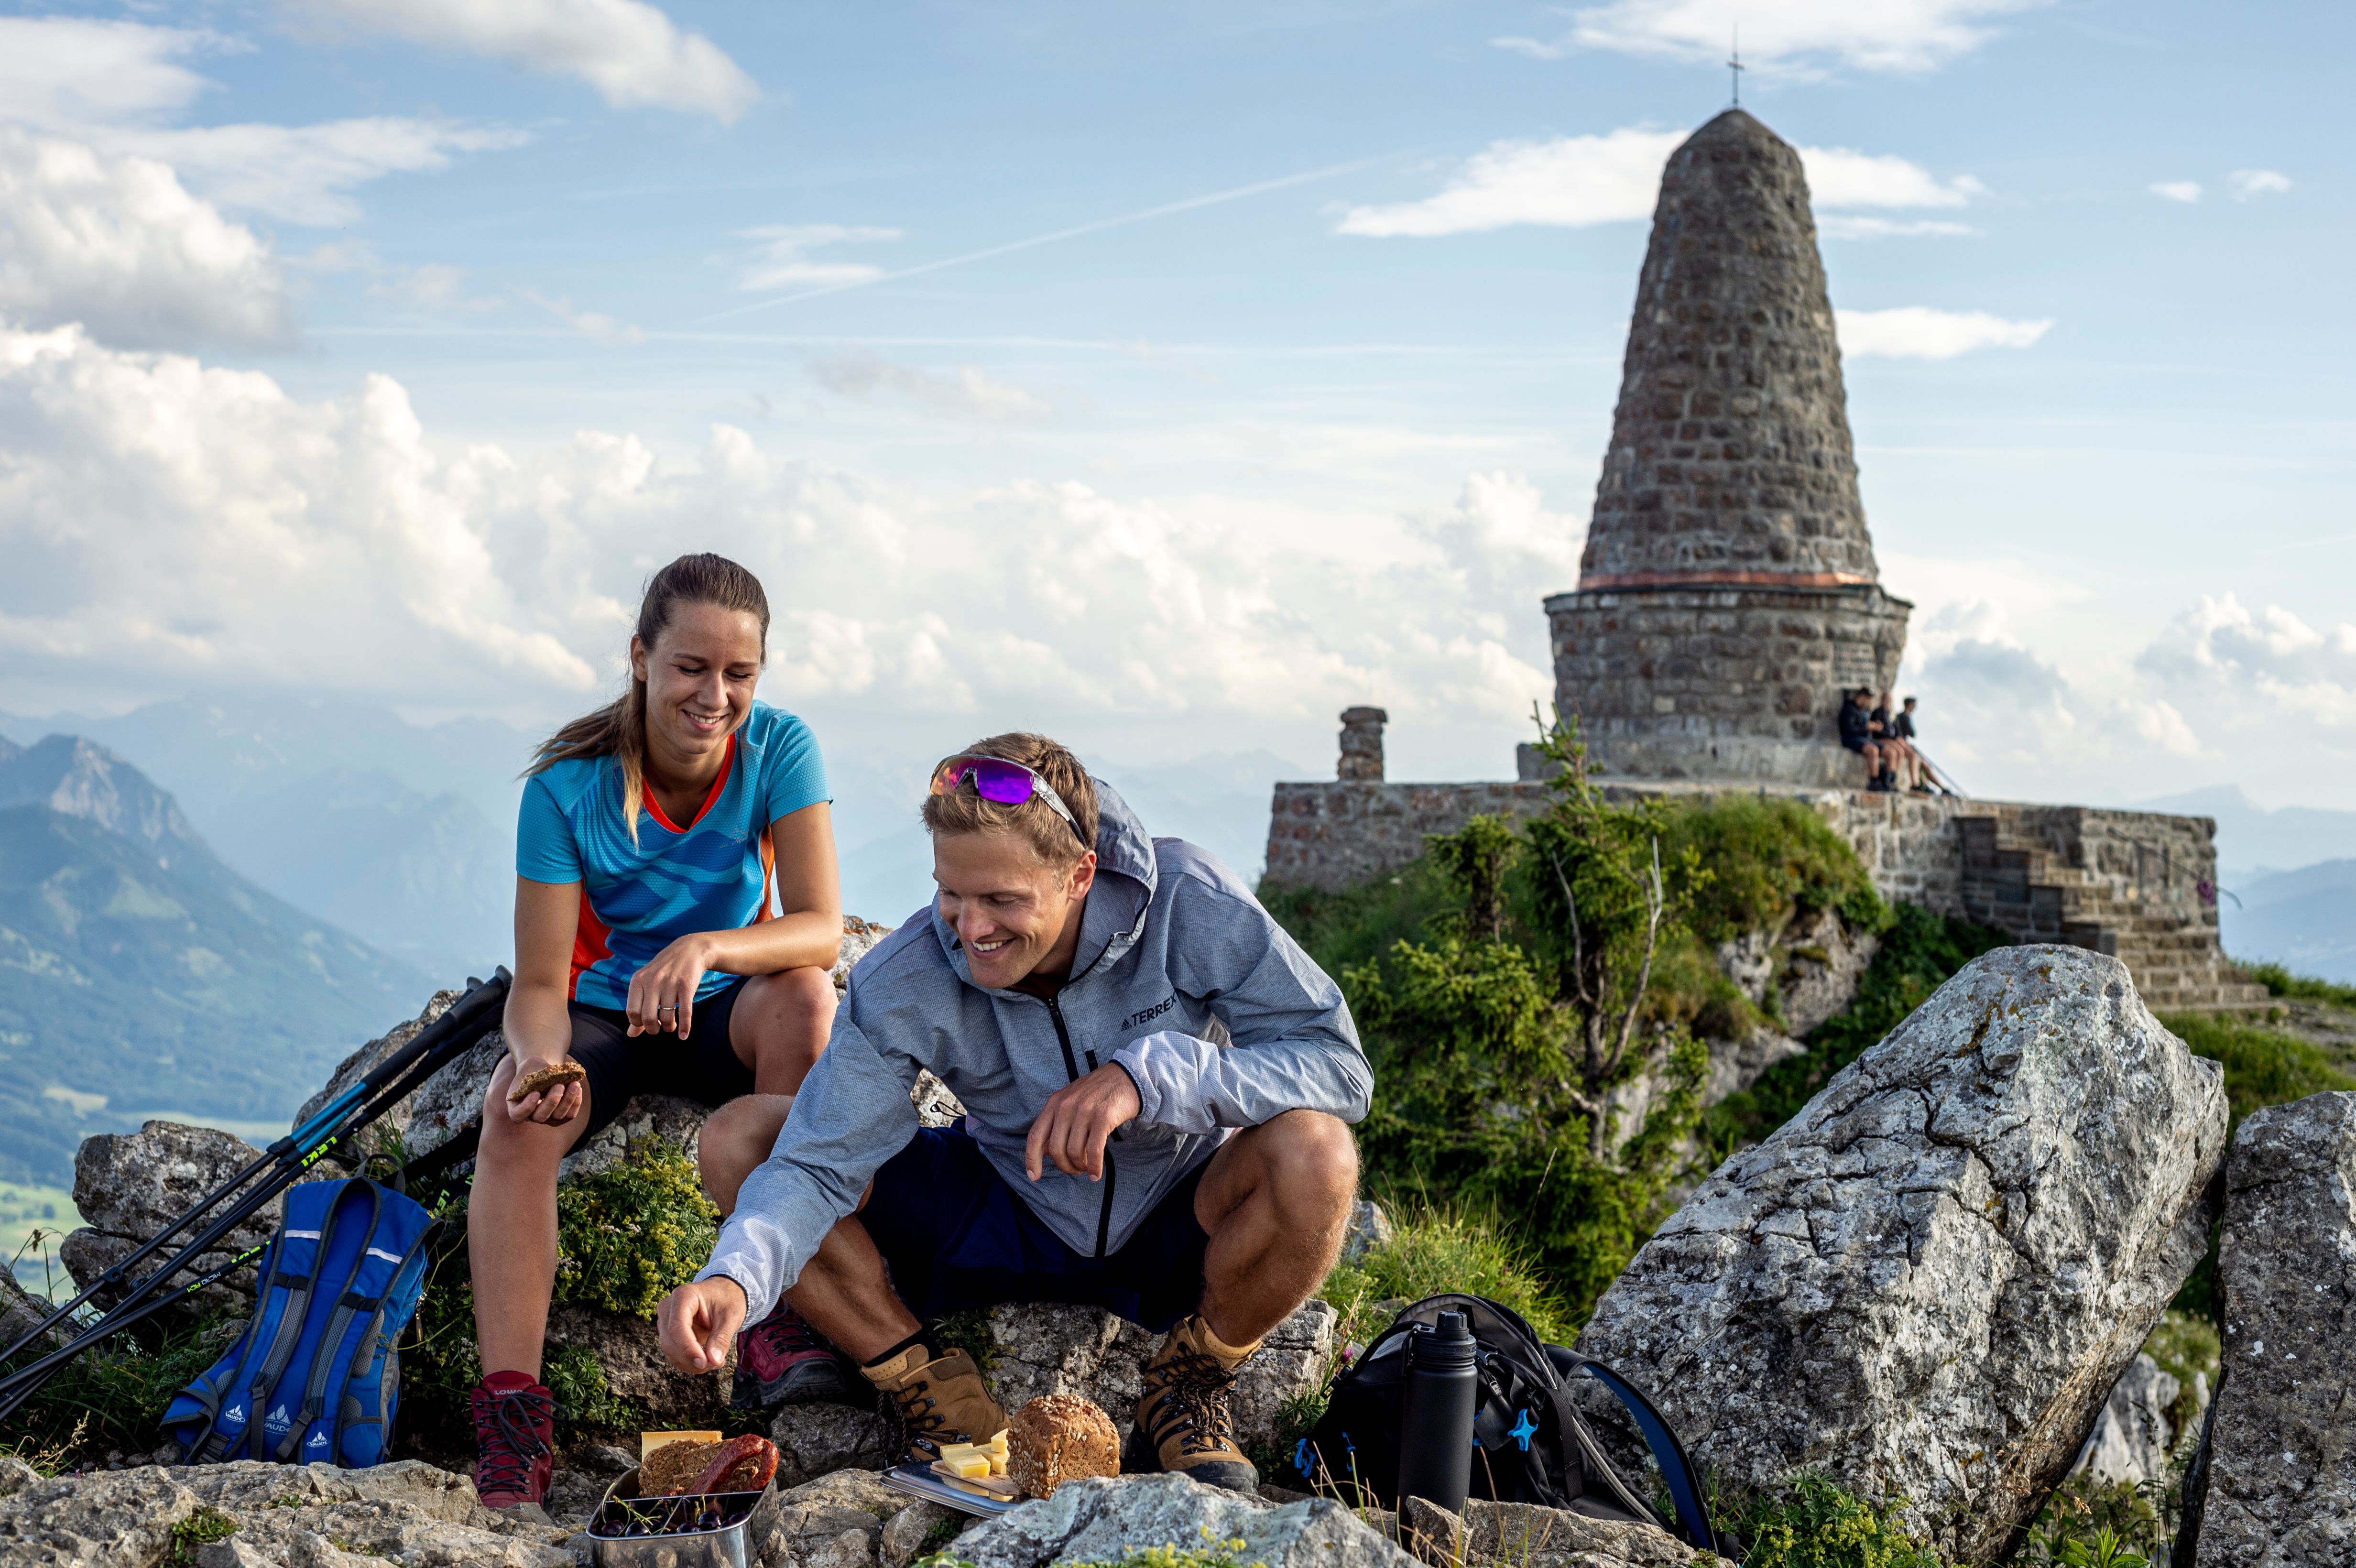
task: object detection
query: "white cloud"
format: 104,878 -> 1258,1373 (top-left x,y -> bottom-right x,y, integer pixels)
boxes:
2149,181 -> 2203,204
120,119 -> 531,227
2138,595 -> 2356,729
283,0 -> 756,120
1500,0 -> 2044,76
1818,216 -> 1975,240
1836,306 -> 2051,359
2228,168 -> 2292,200
0,128 -> 292,350
0,16 -> 527,227
1337,129 -> 1682,237
811,357 -> 1052,422
0,18 -> 220,132
1339,129 -> 1981,240
0,324 -> 1565,742
1800,147 -> 1981,209
736,226 -> 901,292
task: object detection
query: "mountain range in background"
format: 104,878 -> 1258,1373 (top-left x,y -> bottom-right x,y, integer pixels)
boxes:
2133,785 -> 2356,984
0,734 -> 423,1183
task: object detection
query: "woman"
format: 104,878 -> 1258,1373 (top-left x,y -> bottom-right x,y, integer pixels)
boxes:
467,553 -> 844,1511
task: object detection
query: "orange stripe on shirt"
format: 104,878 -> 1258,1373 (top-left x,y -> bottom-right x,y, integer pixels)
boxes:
569,894 -> 614,1001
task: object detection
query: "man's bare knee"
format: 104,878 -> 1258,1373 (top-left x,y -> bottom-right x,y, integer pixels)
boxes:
698,1093 -> 794,1213
1267,1110 -> 1359,1203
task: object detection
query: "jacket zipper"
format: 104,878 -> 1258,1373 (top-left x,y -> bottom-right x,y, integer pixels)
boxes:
1045,995 -> 1117,1259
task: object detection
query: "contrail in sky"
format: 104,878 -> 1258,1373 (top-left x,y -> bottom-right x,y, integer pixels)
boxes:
694,156 -> 1385,325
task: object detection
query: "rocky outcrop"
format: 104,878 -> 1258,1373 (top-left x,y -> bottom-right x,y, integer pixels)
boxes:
2182,1090 -> 2356,1568
960,1472 -> 1413,1568
2071,1353 -> 2181,1489
770,1403 -> 896,1487
1398,1494 -> 1711,1568
1704,906 -> 1877,1101
985,1300 -> 1336,1454
0,1459 -> 572,1566
1574,945 -> 2228,1563
61,1120 -> 336,1311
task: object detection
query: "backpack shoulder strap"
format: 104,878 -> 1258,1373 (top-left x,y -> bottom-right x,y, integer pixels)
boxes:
1556,1353 -> 1717,1551
275,1182 -> 385,1460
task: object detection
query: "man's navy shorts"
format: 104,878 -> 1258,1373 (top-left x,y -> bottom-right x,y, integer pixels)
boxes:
862,1121 -> 1211,1334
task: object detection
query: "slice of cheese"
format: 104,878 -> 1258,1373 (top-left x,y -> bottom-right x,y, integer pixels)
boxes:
640,1430 -> 723,1461
939,1455 -> 991,1479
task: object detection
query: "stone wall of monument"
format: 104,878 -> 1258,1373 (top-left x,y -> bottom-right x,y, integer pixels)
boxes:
1545,581 -> 1911,785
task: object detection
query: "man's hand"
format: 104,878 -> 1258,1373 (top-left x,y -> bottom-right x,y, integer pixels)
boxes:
501,1055 -> 585,1127
658,1276 -> 747,1373
1025,1063 -> 1141,1182
626,936 -> 716,1038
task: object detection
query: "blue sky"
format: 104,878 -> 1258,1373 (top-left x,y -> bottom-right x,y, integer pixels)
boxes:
0,0 -> 2349,837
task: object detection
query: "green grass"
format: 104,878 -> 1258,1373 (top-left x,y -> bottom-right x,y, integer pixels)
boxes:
1258,857 -> 1458,980
166,1505 -> 239,1564
1318,1200 -> 1575,1346
0,1308 -> 232,1468
2237,959 -> 2356,1010
2159,1013 -> 2356,1132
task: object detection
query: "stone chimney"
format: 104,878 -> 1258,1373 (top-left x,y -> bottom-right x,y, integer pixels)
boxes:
1337,708 -> 1387,781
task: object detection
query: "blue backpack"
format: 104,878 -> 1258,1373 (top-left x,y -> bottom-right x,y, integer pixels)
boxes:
164,1178 -> 438,1467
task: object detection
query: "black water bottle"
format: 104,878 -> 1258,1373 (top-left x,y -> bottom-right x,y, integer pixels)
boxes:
1396,1309 -> 1478,1517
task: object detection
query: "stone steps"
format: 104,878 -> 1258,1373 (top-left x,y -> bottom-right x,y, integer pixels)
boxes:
1956,816 -> 2257,1015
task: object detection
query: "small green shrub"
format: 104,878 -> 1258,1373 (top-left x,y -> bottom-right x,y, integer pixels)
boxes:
167,1505 -> 240,1564
1320,1202 -> 1576,1345
1258,857 -> 1460,979
0,1307 -> 231,1469
2238,959 -> 2356,1010
554,1135 -> 721,1318
2022,1473 -> 2163,1565
1658,796 -> 1888,947
1729,1473 -> 1943,1568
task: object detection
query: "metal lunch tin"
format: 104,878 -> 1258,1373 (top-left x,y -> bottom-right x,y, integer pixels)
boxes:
588,1464 -> 779,1568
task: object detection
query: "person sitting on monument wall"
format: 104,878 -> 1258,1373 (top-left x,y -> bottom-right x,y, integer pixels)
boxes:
1872,690 -> 1927,793
1840,687 -> 1893,791
657,731 -> 1368,1496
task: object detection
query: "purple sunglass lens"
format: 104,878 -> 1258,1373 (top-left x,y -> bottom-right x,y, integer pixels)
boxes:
967,760 -> 1036,805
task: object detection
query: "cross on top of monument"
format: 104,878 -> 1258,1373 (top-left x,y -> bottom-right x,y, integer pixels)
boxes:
1728,30 -> 1744,107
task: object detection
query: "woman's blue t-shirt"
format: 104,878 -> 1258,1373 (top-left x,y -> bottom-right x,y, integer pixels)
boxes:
515,702 -> 830,1009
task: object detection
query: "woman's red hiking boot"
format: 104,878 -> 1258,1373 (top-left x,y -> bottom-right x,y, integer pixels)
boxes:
470,1371 -> 556,1510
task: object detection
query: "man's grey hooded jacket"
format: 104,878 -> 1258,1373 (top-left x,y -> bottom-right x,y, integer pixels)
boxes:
697,782 -> 1371,1324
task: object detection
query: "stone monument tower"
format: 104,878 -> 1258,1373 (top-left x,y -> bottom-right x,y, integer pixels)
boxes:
1542,108 -> 1911,785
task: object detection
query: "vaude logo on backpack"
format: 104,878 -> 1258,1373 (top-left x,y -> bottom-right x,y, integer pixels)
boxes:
164,1178 -> 437,1468
1297,1293 -> 1737,1557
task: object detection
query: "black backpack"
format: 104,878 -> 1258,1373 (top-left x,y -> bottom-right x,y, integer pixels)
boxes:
1292,1294 -> 1735,1557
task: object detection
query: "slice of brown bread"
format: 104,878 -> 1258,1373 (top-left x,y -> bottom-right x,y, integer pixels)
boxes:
1006,1394 -> 1119,1500
507,1061 -> 589,1102
636,1437 -> 721,1498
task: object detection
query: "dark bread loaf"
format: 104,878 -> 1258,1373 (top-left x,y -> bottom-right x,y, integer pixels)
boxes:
636,1437 -> 720,1497
1006,1394 -> 1119,1500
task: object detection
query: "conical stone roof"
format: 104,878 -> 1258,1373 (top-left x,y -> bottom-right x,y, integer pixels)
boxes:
1578,109 -> 1877,588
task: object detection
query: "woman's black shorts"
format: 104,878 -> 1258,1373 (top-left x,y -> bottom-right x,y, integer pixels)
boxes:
566,975 -> 756,1140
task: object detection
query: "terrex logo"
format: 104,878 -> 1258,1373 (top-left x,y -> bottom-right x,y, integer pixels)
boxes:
1120,994 -> 1177,1031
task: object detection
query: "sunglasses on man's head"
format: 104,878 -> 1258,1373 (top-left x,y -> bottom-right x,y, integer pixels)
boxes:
929,756 -> 1090,849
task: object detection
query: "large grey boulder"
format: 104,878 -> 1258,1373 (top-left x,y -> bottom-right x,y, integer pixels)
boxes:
959,1471 -> 1413,1568
2183,1090 -> 2356,1568
61,1120 -> 336,1311
1575,945 -> 2227,1564
0,1459 -> 572,1566
987,1299 -> 1336,1454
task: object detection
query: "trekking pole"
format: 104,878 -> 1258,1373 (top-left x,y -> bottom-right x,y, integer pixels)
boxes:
0,969 -> 510,1416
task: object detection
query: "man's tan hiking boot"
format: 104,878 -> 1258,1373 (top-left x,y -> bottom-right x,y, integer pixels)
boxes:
1128,1314 -> 1261,1494
862,1344 -> 1008,1465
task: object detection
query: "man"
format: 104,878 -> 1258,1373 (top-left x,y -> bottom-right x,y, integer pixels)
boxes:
1839,686 -> 1890,791
658,733 -> 1367,1495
